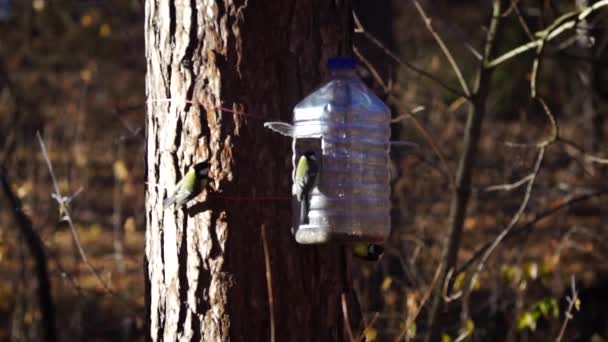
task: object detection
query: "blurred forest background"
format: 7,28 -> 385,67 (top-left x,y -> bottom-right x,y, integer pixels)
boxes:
0,0 -> 607,341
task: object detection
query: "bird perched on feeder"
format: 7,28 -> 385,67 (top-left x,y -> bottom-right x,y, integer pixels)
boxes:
294,150 -> 319,225
163,161 -> 211,209
353,243 -> 384,261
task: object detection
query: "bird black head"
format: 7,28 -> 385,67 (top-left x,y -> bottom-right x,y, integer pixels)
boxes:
304,150 -> 316,160
368,244 -> 384,258
193,161 -> 210,178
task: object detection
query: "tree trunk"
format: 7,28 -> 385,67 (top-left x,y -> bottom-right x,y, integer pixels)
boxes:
144,1 -> 357,341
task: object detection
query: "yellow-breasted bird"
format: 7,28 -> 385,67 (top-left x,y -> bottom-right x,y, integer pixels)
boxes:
353,243 -> 384,261
294,150 -> 318,225
163,162 -> 210,209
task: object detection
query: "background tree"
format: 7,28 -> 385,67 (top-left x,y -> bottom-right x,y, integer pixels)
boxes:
144,0 -> 360,340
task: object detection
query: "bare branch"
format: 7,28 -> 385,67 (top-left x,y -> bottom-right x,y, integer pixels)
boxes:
513,3 -> 534,41
460,148 -> 545,324
558,137 -> 608,165
341,293 -> 356,342
353,12 -> 466,98
424,1 -> 503,339
36,132 -> 114,292
393,262 -> 443,342
411,0 -> 471,97
353,46 -> 389,91
456,189 -> 608,275
504,97 -> 558,148
36,132 -> 144,317
556,276 -> 579,342
0,166 -> 57,342
355,312 -> 379,342
530,40 -> 546,99
392,111 -> 456,190
488,0 -> 608,68
354,48 -> 456,189
536,98 -> 559,146
479,174 -> 533,193
462,147 -> 545,321
260,224 -> 275,342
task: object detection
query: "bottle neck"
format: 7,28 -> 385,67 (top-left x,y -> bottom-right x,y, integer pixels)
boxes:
330,68 -> 357,78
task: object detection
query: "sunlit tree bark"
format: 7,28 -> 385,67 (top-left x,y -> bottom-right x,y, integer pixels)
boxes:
144,1 -> 358,340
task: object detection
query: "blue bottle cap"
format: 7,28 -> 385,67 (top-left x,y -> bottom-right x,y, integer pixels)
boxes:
327,57 -> 357,70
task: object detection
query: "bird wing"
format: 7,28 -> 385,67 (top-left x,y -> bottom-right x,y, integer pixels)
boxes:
295,155 -> 309,201
163,170 -> 190,208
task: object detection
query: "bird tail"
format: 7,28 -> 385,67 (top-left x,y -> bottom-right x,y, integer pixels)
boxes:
163,195 -> 177,209
163,191 -> 190,209
299,197 -> 310,225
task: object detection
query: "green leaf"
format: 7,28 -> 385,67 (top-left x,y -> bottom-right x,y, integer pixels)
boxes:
406,323 -> 416,339
453,272 -> 466,291
537,300 -> 549,316
549,298 -> 559,318
501,265 -> 515,283
364,327 -> 378,341
518,312 -> 537,331
381,277 -> 393,291
525,262 -> 538,280
574,298 -> 581,311
464,319 -> 475,335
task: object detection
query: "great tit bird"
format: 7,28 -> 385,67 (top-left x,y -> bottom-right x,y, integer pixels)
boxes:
294,150 -> 319,225
163,162 -> 210,209
353,243 -> 384,261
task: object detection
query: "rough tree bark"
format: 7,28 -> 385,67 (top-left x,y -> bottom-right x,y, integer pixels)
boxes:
144,1 -> 358,341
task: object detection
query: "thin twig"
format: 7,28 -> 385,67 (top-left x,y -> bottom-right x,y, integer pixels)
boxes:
488,0 -> 608,68
442,267 -> 462,302
47,247 -> 86,297
456,189 -> 608,275
342,293 -> 356,342
500,0 -> 518,17
462,147 -> 545,323
353,46 -> 389,91
504,97 -> 558,148
420,2 -> 482,60
355,312 -> 380,342
424,1 -> 503,339
454,325 -> 472,342
530,39 -> 546,99
556,275 -> 578,342
353,12 -> 466,98
260,224 -> 275,342
474,147 -> 545,270
393,261 -> 443,342
36,132 -> 114,292
513,3 -> 534,41
479,174 -> 533,193
411,0 -> 471,97
536,98 -> 558,146
558,137 -> 608,164
355,47 -> 456,189
392,112 -> 455,190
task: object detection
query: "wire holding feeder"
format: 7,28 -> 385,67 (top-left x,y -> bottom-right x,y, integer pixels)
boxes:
147,98 -> 268,120
147,97 -> 420,149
